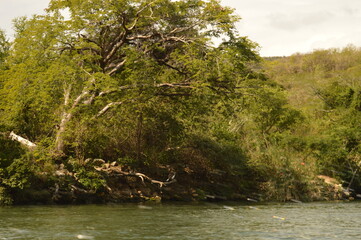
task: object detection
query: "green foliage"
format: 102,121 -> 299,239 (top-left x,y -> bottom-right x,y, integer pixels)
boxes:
317,82 -> 355,109
0,137 -> 24,167
4,0 -> 361,203
2,155 -> 39,189
0,29 -> 9,69
243,80 -> 304,134
0,186 -> 13,205
264,46 -> 361,194
74,167 -> 106,191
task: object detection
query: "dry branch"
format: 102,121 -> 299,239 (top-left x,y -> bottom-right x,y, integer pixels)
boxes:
96,101 -> 124,117
94,163 -> 176,188
9,131 -> 37,149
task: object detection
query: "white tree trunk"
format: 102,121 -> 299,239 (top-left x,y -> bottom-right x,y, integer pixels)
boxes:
54,85 -> 88,155
9,131 -> 37,149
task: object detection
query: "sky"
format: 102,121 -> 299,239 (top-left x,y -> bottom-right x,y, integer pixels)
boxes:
1,0 -> 361,56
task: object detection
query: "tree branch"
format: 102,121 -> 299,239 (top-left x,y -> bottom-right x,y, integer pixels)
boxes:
9,131 -> 37,149
126,34 -> 154,41
103,33 -> 127,64
93,162 -> 176,188
63,84 -> 72,106
96,101 -> 125,118
96,82 -> 194,98
106,58 -> 127,76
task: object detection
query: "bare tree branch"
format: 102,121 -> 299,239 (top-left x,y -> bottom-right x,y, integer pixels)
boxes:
93,162 -> 176,188
103,33 -> 126,64
155,83 -> 194,88
96,82 -> 194,98
64,84 -> 72,106
106,59 -> 127,76
96,101 -> 124,118
9,131 -> 37,149
126,34 -> 154,41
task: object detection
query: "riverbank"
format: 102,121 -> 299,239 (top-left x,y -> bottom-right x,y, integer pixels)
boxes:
2,158 -> 356,205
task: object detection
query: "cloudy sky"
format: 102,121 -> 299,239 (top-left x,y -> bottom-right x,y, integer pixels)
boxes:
1,0 -> 361,56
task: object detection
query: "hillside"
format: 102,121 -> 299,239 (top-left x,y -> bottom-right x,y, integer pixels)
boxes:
263,46 -> 361,194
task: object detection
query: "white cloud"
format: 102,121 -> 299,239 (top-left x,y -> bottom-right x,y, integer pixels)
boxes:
267,11 -> 333,31
221,0 -> 361,56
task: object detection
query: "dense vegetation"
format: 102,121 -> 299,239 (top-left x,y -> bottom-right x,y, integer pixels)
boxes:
264,47 -> 361,198
0,0 -> 360,204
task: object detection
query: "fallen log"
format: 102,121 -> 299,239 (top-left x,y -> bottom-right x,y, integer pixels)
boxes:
9,131 -> 37,149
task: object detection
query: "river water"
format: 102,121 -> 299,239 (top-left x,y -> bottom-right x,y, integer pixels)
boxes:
0,201 -> 360,239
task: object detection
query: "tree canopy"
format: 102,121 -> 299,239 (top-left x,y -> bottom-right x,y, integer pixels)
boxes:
1,0 -> 262,156
3,0 -> 351,205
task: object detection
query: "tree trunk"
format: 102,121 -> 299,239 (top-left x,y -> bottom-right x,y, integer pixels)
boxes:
136,112 -> 143,161
54,85 -> 75,156
54,112 -> 72,155
9,131 -> 37,149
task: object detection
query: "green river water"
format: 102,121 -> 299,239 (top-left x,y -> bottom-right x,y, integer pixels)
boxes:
0,201 -> 360,239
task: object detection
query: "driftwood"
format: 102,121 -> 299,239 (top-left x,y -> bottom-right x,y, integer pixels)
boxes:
9,131 -> 37,149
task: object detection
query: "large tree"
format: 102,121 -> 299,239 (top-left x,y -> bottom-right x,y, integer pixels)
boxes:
1,0 -> 260,161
